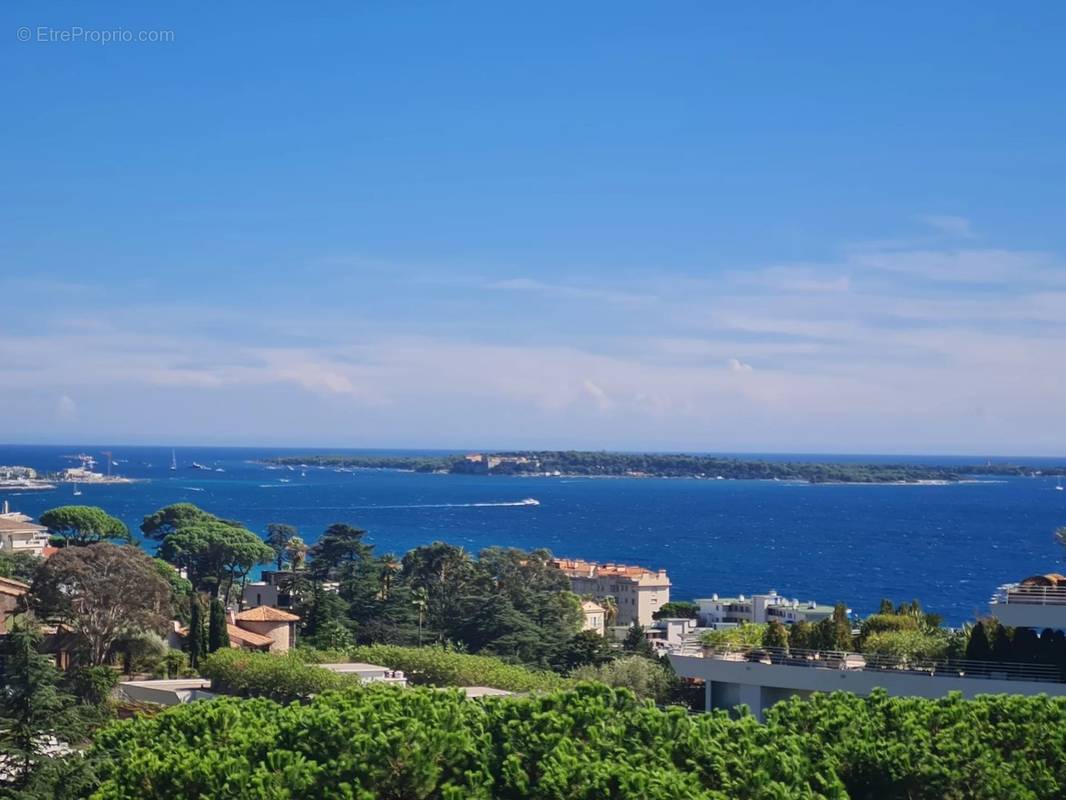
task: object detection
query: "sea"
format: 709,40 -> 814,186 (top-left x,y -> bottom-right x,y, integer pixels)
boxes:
3,444 -> 1066,625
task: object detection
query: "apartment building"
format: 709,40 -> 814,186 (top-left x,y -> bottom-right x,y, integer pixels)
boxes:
552,558 -> 670,626
696,591 -> 834,628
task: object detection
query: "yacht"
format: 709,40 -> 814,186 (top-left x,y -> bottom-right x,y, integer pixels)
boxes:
518,497 -> 540,506
73,482 -> 82,497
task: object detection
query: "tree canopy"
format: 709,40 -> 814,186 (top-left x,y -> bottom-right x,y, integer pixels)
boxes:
157,520 -> 273,600
39,506 -> 130,547
30,543 -> 173,666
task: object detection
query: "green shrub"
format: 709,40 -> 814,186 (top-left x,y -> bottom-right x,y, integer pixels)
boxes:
861,629 -> 949,664
700,623 -> 766,648
347,644 -> 569,692
199,648 -> 355,701
84,686 -> 1066,799
570,655 -> 674,702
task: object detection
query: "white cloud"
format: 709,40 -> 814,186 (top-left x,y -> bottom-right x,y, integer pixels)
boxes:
56,394 -> 78,421
727,358 -> 753,372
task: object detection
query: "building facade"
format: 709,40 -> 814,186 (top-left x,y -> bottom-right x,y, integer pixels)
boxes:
581,600 -> 606,636
695,591 -> 834,628
552,558 -> 670,627
0,504 -> 50,558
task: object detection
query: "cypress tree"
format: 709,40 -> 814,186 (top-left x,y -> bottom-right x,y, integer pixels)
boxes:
966,620 -> 993,661
208,599 -> 230,653
187,593 -> 207,668
991,622 -> 1013,663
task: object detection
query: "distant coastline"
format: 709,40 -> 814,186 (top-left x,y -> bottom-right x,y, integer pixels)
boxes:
264,450 -> 1066,484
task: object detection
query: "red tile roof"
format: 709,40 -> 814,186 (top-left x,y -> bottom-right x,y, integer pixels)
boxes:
235,606 -> 300,622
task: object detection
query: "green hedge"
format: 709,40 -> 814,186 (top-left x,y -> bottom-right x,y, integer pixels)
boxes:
86,685 -> 1066,799
199,648 -> 355,701
315,644 -> 571,692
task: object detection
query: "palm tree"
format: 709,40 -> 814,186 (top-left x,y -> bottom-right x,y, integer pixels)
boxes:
378,553 -> 401,600
285,536 -> 309,572
412,587 -> 429,647
601,595 -> 618,627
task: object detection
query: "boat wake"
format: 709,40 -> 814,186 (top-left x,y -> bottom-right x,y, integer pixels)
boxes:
294,499 -> 540,510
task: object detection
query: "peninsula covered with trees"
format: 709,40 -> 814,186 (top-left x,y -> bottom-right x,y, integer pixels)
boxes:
267,450 -> 1066,483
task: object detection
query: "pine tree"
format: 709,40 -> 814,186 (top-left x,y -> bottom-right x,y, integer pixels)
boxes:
187,593 -> 207,668
0,622 -> 83,787
208,599 -> 230,653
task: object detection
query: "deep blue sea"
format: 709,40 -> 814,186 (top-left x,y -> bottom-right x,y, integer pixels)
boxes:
4,444 -> 1066,625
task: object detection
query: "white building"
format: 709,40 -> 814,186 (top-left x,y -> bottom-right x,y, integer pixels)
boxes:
0,504 -> 51,558
553,558 -> 670,627
670,648 -> 1066,720
695,591 -> 835,628
990,573 -> 1066,630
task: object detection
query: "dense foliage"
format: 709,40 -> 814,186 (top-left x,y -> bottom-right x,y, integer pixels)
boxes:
78,684 -> 1066,799
29,544 -> 173,666
313,644 -> 570,692
39,506 -> 130,547
199,649 -> 354,701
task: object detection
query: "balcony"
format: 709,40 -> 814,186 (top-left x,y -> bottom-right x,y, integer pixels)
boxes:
989,584 -> 1066,630
670,643 -> 1066,718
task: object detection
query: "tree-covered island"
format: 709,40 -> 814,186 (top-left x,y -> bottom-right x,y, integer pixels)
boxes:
265,450 -> 1066,483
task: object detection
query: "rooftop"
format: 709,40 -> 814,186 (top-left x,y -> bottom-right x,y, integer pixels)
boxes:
0,517 -> 47,533
234,606 -> 300,622
552,558 -> 669,583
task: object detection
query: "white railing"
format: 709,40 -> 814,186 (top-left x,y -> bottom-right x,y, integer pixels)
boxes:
992,584 -> 1066,607
691,643 -> 1065,684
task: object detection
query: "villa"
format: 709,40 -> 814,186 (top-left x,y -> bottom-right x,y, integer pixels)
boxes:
173,605 -> 301,655
581,600 -> 606,635
0,502 -> 51,558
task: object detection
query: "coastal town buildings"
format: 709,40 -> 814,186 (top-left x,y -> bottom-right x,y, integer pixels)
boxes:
552,558 -> 670,626
0,502 -> 51,558
695,591 -> 835,629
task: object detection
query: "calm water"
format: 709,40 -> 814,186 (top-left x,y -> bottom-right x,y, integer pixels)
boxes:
3,444 -> 1066,624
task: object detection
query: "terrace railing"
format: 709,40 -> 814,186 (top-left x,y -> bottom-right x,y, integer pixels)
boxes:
695,643 -> 1065,684
992,584 -> 1066,607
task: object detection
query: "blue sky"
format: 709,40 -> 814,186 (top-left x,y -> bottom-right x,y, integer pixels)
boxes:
3,2 -> 1066,454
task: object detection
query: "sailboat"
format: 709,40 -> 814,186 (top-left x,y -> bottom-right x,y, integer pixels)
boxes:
73,482 -> 82,496
170,450 -> 178,471
1056,477 -> 1063,492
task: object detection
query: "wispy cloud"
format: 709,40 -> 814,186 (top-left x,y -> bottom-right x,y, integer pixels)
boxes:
917,214 -> 975,238
486,277 -> 658,306
5,226 -> 1066,453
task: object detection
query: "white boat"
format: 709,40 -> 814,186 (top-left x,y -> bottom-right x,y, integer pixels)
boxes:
518,497 -> 540,506
300,470 -> 307,477
170,450 -> 178,471
73,482 -> 82,496
1057,478 -> 1064,492
215,467 -> 225,473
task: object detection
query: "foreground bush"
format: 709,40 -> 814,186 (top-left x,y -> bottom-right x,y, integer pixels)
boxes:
84,685 -> 1066,799
345,644 -> 570,692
